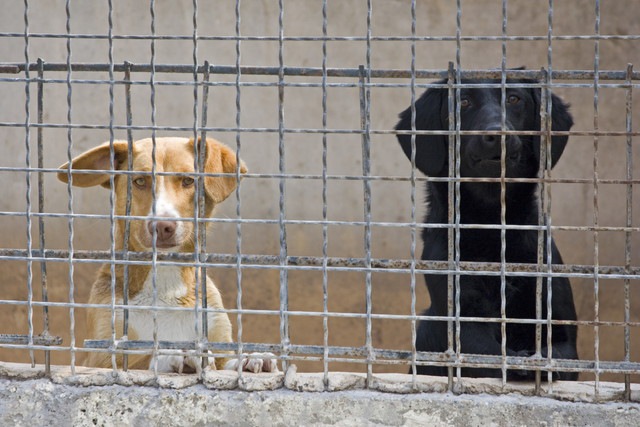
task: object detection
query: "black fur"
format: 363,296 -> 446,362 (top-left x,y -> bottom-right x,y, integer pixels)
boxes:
396,78 -> 578,380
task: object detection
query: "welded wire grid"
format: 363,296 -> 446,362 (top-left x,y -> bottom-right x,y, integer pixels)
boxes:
0,0 -> 639,400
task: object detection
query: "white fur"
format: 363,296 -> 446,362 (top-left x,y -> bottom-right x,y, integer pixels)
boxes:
147,182 -> 184,242
126,265 -> 212,372
152,182 -> 180,219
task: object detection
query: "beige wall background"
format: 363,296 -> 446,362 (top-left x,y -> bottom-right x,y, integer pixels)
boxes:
1,0 -> 639,381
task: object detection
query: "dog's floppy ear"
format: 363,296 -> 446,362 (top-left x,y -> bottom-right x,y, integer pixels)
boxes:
548,93 -> 573,167
395,83 -> 447,176
57,141 -> 130,188
195,138 -> 248,204
532,87 -> 574,169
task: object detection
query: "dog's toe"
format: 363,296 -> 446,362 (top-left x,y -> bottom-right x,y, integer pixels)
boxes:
259,353 -> 279,372
223,352 -> 279,373
152,352 -> 208,374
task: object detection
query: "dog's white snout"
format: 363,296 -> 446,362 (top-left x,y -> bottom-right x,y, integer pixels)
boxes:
146,186 -> 183,248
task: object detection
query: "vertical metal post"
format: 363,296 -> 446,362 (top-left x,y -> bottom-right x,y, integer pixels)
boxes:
64,0 -> 76,374
623,63 -> 633,401
122,61 -> 134,372
321,0 -> 330,389
149,0 -> 160,376
364,0 -> 374,387
592,0 -> 601,400
543,69 -> 555,389
277,0 -> 290,372
358,64 -> 373,387
189,0 -> 206,371
106,0 -> 118,373
446,62 -> 456,392
454,0 -> 463,391
199,61 -> 211,370
36,58 -> 51,375
539,0 -> 556,392
408,0 -> 418,389
23,0 -> 35,368
499,0 -> 508,385
233,0 -> 245,375
535,68 -> 549,394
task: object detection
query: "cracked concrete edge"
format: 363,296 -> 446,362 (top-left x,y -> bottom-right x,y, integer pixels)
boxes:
0,361 -> 638,403
2,379 -> 640,427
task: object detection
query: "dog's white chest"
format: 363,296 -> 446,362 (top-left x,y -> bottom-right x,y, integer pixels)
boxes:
127,266 -> 201,342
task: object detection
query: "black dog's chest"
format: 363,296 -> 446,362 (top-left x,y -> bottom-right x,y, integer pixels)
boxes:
424,227 -> 541,316
458,227 -> 538,264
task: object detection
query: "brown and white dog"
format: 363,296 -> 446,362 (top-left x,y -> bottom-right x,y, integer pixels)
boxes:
58,137 -> 277,374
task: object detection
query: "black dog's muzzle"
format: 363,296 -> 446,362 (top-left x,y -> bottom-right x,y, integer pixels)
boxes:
464,123 -> 524,177
472,125 -> 522,161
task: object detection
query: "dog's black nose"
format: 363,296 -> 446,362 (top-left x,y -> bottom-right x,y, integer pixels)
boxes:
149,220 -> 177,242
479,125 -> 522,161
482,126 -> 512,145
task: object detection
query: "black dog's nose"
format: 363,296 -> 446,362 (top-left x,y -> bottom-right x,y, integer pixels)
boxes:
482,126 -> 512,145
479,125 -> 521,160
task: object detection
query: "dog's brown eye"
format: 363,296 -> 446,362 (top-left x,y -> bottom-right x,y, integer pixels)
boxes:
460,98 -> 470,108
508,94 -> 520,104
182,177 -> 195,187
133,177 -> 146,188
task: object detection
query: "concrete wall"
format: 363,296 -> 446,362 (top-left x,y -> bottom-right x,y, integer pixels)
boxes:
1,0 -> 639,382
1,363 -> 640,426
4,381 -> 639,427
4,382 -> 640,427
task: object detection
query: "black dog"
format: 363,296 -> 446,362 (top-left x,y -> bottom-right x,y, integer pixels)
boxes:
395,78 -> 578,380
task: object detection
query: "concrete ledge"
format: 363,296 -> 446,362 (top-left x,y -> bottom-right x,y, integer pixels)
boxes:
2,378 -> 640,426
1,362 -> 640,426
2,362 -> 637,403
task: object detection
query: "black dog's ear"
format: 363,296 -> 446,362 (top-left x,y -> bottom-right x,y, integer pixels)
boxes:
533,87 -> 574,169
548,93 -> 573,167
395,84 -> 447,176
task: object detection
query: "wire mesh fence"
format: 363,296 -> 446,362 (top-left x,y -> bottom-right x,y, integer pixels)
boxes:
0,0 -> 639,400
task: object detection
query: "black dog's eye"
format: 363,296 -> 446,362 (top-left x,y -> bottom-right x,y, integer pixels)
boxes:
507,94 -> 520,104
460,98 -> 471,108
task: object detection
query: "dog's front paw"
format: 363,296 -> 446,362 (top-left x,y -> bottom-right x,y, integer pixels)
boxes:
153,352 -> 208,374
224,352 -> 279,373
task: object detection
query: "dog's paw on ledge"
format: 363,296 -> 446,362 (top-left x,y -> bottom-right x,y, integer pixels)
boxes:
223,353 -> 279,373
203,363 -> 285,391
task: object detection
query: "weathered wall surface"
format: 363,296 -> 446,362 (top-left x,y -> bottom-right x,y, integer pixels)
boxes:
0,363 -> 640,427
1,1 -> 639,381
4,382 -> 640,427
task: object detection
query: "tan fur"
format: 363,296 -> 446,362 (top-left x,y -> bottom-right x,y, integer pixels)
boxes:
58,137 -> 245,371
